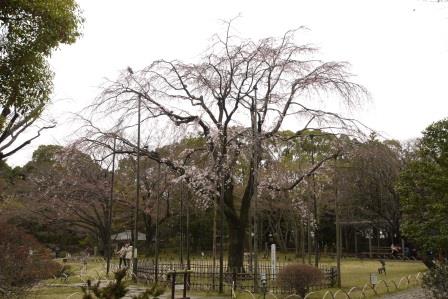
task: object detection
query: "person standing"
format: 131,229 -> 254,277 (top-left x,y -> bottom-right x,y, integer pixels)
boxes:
125,243 -> 133,268
116,243 -> 127,268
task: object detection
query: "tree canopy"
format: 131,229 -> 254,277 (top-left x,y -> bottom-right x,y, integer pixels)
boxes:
81,24 -> 367,269
0,0 -> 83,159
398,118 -> 448,257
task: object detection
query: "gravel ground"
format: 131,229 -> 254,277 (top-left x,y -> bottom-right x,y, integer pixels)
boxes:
381,288 -> 429,299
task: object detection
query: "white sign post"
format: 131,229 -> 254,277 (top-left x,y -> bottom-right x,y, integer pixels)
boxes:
271,244 -> 277,280
370,273 -> 378,288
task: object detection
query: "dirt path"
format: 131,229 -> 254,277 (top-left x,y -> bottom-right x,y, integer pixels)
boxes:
381,288 -> 427,299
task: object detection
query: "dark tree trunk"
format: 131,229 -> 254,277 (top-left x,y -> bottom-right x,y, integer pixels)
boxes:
227,218 -> 246,272
223,170 -> 252,271
98,228 -> 108,257
143,213 -> 154,248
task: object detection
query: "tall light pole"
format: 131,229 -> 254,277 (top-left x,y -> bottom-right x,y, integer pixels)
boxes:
155,162 -> 161,282
218,159 -> 225,293
310,134 -> 319,267
212,201 -> 217,289
334,155 -> 342,288
180,183 -> 184,266
132,94 -> 142,277
251,84 -> 259,292
186,186 -> 191,271
307,202 -> 312,265
106,136 -> 116,275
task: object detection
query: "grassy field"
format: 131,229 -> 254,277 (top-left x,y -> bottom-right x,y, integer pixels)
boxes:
27,258 -> 426,299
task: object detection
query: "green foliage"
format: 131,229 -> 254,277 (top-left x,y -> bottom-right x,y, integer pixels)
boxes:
422,261 -> 448,298
0,0 -> 83,158
81,268 -> 165,299
343,137 -> 402,238
0,160 -> 22,198
398,118 -> 448,254
30,144 -> 64,164
81,268 -> 129,299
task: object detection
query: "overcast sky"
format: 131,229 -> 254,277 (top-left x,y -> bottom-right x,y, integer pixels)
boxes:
6,0 -> 448,166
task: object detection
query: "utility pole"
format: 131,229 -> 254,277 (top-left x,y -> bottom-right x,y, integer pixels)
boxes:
218,158 -> 225,293
180,183 -> 184,266
132,95 -> 141,278
301,217 -> 305,264
311,134 -> 319,267
335,156 -> 342,288
307,204 -> 312,265
106,137 -> 116,275
186,186 -> 191,271
155,162 -> 161,282
251,84 -> 259,292
212,202 -> 217,290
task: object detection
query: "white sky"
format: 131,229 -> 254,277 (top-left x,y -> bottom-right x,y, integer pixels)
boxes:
6,0 -> 448,166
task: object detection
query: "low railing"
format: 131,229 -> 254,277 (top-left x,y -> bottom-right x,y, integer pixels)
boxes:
134,261 -> 337,293
233,271 -> 424,299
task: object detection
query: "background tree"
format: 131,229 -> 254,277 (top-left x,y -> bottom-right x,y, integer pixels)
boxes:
0,0 -> 83,160
15,145 -> 117,254
342,136 -> 403,245
398,118 -> 448,262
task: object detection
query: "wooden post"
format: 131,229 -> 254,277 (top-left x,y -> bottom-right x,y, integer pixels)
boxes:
132,94 -> 141,279
310,134 -> 320,268
335,156 -> 341,289
180,183 -> 184,266
294,216 -> 299,258
155,163 -> 161,282
170,271 -> 176,299
401,239 -> 405,259
186,190 -> 191,285
183,271 -> 188,299
307,208 -> 312,265
106,137 -> 116,275
377,229 -> 380,248
300,218 -> 305,264
212,202 -> 217,290
368,234 -> 372,259
251,84 -> 259,293
219,161 -> 225,293
336,211 -> 341,288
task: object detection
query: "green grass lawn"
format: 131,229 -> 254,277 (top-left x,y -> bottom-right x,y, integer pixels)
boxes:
325,258 -> 426,287
28,257 -> 427,299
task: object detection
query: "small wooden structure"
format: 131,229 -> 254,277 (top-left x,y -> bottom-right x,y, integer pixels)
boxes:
167,270 -> 193,299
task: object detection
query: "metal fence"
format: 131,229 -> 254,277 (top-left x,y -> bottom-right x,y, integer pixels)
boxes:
134,259 -> 337,293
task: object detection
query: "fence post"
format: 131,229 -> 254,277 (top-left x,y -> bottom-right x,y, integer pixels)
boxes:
170,271 -> 176,299
330,266 -> 337,287
183,271 -> 188,299
233,271 -> 237,290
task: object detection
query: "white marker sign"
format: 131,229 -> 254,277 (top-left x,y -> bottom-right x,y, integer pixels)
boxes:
271,244 -> 277,279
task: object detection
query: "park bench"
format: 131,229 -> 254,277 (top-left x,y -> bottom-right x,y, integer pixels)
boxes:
359,246 -> 393,259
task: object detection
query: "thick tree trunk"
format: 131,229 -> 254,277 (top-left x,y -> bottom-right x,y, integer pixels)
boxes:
98,229 -> 108,257
223,172 -> 251,271
142,213 -> 154,248
227,218 -> 246,272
